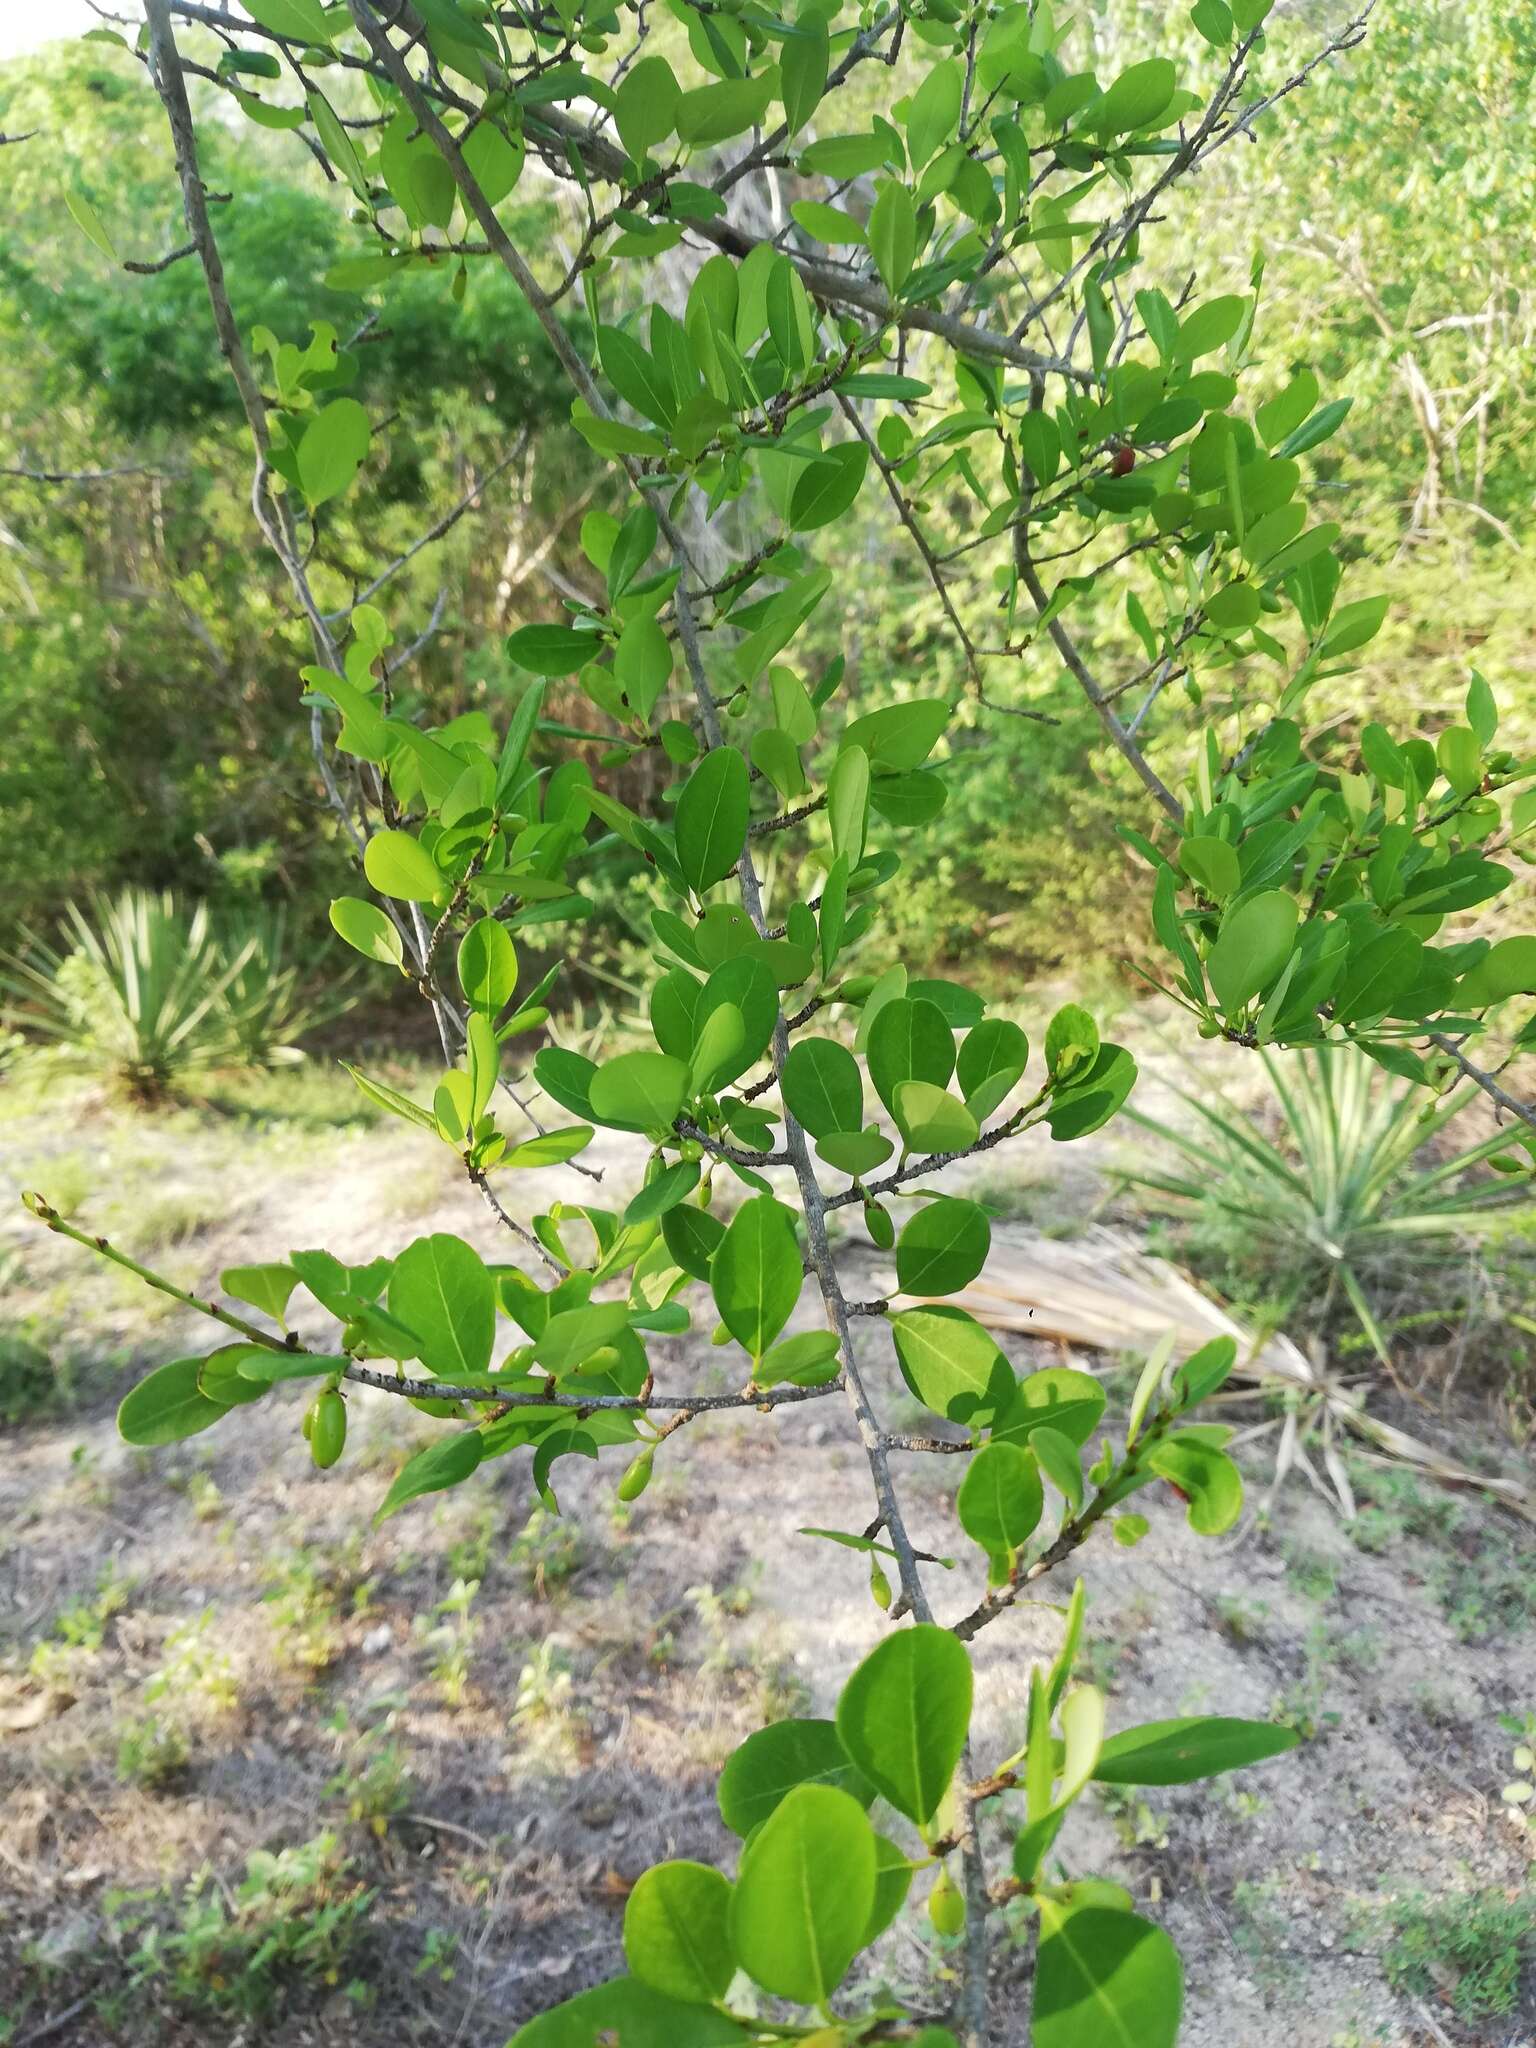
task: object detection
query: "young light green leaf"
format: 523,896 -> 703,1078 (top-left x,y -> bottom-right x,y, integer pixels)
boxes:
623,1861 -> 735,2005
389,1234 -> 495,1378
329,897 -> 404,968
729,1784 -> 876,2004
711,1195 -> 801,1358
835,1624 -> 973,1824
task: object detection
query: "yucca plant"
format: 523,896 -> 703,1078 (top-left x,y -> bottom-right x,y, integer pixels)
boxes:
1,890 -> 340,1101
212,905 -> 355,1071
1126,1046 -> 1535,1371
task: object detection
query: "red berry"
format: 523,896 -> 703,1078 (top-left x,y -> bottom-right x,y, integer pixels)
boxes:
1111,445 -> 1136,477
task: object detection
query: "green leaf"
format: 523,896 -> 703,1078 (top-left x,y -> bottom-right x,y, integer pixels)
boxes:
1033,1905 -> 1183,2048
504,1126 -> 593,1168
893,1082 -> 978,1153
1457,936 -> 1536,1006
868,996 -> 955,1115
506,622 -> 599,676
614,55 -> 682,160
729,1784 -> 876,2004
329,897 -> 403,967
296,398 -> 370,508
891,1305 -> 1009,1424
1046,1044 -> 1137,1141
828,745 -> 870,867
1175,294 -> 1247,361
906,59 -> 963,168
118,1356 -> 235,1445
243,0 -> 333,39
957,1440 -> 1043,1561
1096,57 -> 1176,135
676,748 -> 750,894
589,1050 -> 689,1131
614,615 -> 673,722
1147,1433 -> 1243,1534
780,16 -> 829,133
1044,1003 -> 1098,1079
221,1263 -> 298,1324
1276,396 -> 1352,459
869,181 -> 917,296
459,919 -> 518,1015
711,1195 -> 801,1359
389,1234 -> 495,1377
1206,890 -> 1299,1014
662,1203 -> 725,1284
626,1159 -> 702,1224
461,117 -> 524,206
1178,836 -> 1241,902
623,1861 -> 735,2005
756,1329 -> 842,1386
1436,725 -> 1482,797
957,1017 -> 1028,1118
816,1127 -> 893,1176
363,829 -> 444,904
510,1978 -> 744,2048
789,442 -> 870,532
675,75 -> 776,148
718,1717 -> 875,1837
533,1047 -> 597,1121
535,1302 -> 631,1376
841,699 -> 950,772
791,200 -> 867,245
835,1624 -> 973,1824
781,1037 -> 863,1139
896,1197 -> 990,1296
993,1366 -> 1107,1449
1094,1717 -> 1300,1786
376,1429 -> 484,1522
64,189 -> 117,260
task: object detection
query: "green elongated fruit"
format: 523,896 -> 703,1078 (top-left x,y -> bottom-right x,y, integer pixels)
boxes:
928,1868 -> 965,1935
309,1389 -> 347,1469
618,1446 -> 655,1500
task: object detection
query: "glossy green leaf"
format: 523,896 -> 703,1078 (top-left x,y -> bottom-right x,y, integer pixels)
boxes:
957,1439 -> 1043,1561
589,1050 -> 689,1131
781,1037 -> 862,1139
711,1195 -> 801,1358
623,1861 -> 735,2005
389,1234 -> 495,1378
459,918 -> 518,1014
509,1978 -> 744,2048
718,1718 -> 875,1837
676,748 -> 750,895
896,1197 -> 990,1296
118,1355 -> 235,1445
329,896 -> 404,967
835,1624 -> 973,1824
1146,1434 -> 1244,1534
297,398 -> 370,507
891,1305 -> 1010,1423
1094,1717 -> 1300,1785
1207,890 -> 1299,1014
363,829 -> 444,905
1033,1904 -> 1183,2048
729,1783 -> 877,2003
376,1429 -> 484,1522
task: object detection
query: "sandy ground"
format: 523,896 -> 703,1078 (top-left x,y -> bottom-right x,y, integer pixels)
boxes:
1,1057 -> 1532,2046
